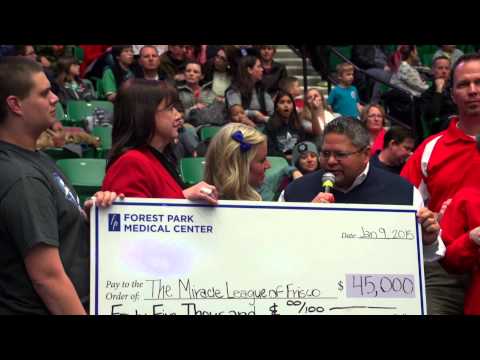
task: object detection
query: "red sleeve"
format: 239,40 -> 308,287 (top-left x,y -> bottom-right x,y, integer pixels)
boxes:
102,155 -> 153,198
400,140 -> 426,188
440,190 -> 480,274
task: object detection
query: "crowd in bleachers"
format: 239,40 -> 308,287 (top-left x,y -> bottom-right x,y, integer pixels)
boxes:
1,44 -> 480,315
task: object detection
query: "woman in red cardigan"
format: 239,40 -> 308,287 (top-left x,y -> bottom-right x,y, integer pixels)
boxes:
361,104 -> 387,156
101,79 -> 218,204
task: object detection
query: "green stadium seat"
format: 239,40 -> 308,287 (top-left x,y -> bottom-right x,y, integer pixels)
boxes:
66,100 -> 113,128
42,147 -> 81,161
55,102 -> 68,122
417,45 -> 437,67
56,158 -> 107,204
199,126 -> 221,142
259,156 -> 290,201
180,157 -> 206,187
88,100 -> 113,113
65,100 -> 90,127
73,46 -> 84,63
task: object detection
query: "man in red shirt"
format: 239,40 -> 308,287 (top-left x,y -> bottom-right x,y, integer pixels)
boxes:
401,53 -> 480,314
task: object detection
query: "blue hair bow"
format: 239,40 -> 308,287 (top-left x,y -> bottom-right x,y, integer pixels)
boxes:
231,130 -> 252,153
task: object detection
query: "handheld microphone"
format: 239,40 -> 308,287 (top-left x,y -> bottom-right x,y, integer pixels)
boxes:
321,172 -> 336,193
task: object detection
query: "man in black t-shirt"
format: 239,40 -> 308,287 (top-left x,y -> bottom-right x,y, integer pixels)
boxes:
0,57 -> 119,315
370,126 -> 415,175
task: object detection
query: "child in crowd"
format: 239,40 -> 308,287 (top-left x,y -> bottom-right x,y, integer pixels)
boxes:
54,56 -> 97,107
265,90 -> 308,161
229,105 -> 256,127
279,76 -> 304,112
327,63 -> 363,118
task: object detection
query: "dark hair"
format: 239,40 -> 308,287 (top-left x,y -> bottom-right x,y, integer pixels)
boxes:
432,55 -> 451,68
398,45 -> 416,61
450,52 -> 480,85
383,126 -> 414,149
184,61 -> 203,75
233,55 -> 260,97
0,57 -> 43,123
108,79 -> 179,168
269,90 -> 302,131
110,45 -> 133,90
56,56 -> 80,84
278,76 -> 299,93
323,116 -> 370,150
111,45 -> 132,59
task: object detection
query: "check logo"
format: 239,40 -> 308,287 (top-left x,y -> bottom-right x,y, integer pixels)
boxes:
108,214 -> 121,232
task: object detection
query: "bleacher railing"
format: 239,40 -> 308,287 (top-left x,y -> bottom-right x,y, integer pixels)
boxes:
288,45 -> 417,133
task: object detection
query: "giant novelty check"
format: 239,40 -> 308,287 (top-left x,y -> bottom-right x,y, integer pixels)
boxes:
90,199 -> 426,315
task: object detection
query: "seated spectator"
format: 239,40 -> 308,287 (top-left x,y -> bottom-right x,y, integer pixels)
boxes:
177,61 -> 216,122
204,123 -> 270,201
390,45 -> 429,97
265,90 -> 319,161
360,104 -> 387,155
351,45 -> 393,103
225,55 -> 274,126
258,45 -> 288,97
101,45 -> 135,102
135,45 -> 163,81
290,141 -> 320,180
185,45 -> 203,62
35,45 -> 75,70
203,47 -> 232,101
418,56 -> 458,136
433,45 -> 464,67
369,126 -> 415,174
224,45 -> 260,77
132,45 -> 167,57
14,45 -> 37,61
158,45 -> 187,82
327,63 -> 363,118
300,88 -> 340,135
229,105 -> 256,127
278,76 -> 303,111
54,56 -> 97,107
15,44 -> 56,83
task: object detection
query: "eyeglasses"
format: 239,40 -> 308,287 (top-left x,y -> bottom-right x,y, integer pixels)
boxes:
319,147 -> 366,160
157,103 -> 178,114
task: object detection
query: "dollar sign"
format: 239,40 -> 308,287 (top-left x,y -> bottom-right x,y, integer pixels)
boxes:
269,303 -> 278,315
338,281 -> 344,291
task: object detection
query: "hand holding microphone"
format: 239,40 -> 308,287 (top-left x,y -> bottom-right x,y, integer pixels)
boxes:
322,172 -> 336,193
313,172 -> 336,203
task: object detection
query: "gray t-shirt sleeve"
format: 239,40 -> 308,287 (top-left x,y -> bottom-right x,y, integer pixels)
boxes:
0,176 -> 59,258
264,92 -> 274,116
225,88 -> 242,108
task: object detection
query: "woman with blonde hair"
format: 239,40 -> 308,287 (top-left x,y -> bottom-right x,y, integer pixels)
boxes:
300,87 -> 340,134
204,123 -> 271,201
